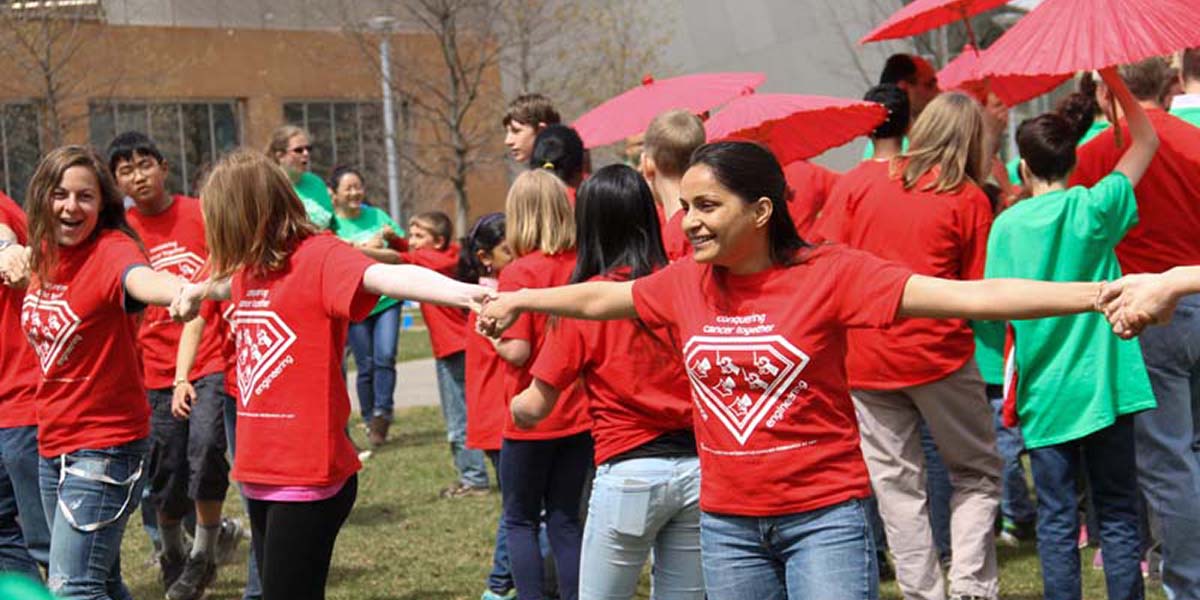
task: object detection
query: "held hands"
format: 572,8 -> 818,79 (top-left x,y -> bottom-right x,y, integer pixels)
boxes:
475,290 -> 523,338
1098,274 -> 1179,339
169,282 -> 208,322
0,244 -> 31,288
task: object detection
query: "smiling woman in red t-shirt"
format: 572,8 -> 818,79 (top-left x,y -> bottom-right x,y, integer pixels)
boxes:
171,149 -> 490,600
480,141 -> 1104,600
509,164 -> 702,599
4,146 -> 193,599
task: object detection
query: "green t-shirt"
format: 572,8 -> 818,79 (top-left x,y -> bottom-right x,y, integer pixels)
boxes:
294,171 -> 334,230
971,319 -> 1005,385
984,172 -> 1155,448
0,574 -> 55,600
861,136 -> 909,159
1006,120 -> 1110,185
333,204 -> 404,316
1169,106 -> 1200,129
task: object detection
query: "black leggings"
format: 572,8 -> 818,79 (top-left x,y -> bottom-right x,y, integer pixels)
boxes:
246,475 -> 358,600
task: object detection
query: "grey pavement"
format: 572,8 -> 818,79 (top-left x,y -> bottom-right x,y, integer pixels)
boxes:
346,358 -> 442,410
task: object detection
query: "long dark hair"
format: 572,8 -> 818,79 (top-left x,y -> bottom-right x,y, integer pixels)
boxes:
687,141 -> 809,266
570,164 -> 667,284
457,212 -> 505,283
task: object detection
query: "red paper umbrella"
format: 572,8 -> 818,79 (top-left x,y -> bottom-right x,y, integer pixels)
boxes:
860,0 -> 1010,43
705,94 -> 887,164
939,44 -> 1068,106
976,0 -> 1200,78
572,72 -> 765,149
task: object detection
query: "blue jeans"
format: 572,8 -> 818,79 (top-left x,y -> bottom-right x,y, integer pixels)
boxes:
1029,416 -> 1144,600
987,385 -> 1037,525
39,438 -> 148,600
919,420 -> 952,562
0,425 -> 49,577
347,303 -> 400,422
222,384 -> 263,600
699,500 -> 878,600
436,352 -> 489,488
501,432 -> 594,600
1135,294 -> 1200,600
580,456 -> 703,600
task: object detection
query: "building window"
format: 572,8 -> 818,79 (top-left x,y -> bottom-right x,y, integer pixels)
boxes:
88,100 -> 241,196
0,103 -> 42,205
282,101 -> 387,201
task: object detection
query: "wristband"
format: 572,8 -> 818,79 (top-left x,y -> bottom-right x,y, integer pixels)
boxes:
172,378 -> 189,387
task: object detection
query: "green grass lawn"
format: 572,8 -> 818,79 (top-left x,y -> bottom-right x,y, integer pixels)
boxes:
117,407 -> 1167,599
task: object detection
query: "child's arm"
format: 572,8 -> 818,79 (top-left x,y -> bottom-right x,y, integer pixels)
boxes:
1101,67 -> 1159,186
361,263 -> 491,310
899,274 -> 1100,321
171,314 -> 208,419
511,379 -> 561,429
1100,266 -> 1200,337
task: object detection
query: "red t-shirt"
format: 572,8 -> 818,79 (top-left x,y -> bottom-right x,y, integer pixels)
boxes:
1071,109 -> 1200,275
532,269 -> 691,465
402,245 -> 469,358
783,160 -> 840,239
632,247 -> 912,516
466,300 -> 506,451
125,196 -> 225,388
215,300 -> 238,399
22,230 -> 151,457
498,250 -> 592,440
814,161 -> 991,390
229,234 -> 378,486
660,209 -> 690,262
0,193 -> 38,428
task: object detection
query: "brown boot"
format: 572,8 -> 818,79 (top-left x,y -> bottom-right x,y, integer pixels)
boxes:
368,415 -> 390,448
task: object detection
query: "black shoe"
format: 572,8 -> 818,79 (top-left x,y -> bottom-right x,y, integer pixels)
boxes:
215,518 -> 244,566
166,552 -> 217,600
159,550 -> 186,591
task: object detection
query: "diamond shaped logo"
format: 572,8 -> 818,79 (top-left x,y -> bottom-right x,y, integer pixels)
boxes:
683,335 -> 810,446
21,294 -> 82,374
233,309 -> 297,404
148,242 -> 206,281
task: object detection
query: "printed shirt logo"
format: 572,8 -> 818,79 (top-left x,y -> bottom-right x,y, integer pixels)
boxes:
21,293 -> 82,374
233,309 -> 297,404
684,335 -> 810,445
148,241 -> 205,281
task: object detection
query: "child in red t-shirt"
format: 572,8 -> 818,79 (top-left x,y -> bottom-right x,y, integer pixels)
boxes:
172,149 -> 490,600
459,212 -> 522,599
6,146 -> 192,599
487,169 -> 592,600
480,141 -> 1106,600
510,164 -> 702,598
400,211 -> 490,497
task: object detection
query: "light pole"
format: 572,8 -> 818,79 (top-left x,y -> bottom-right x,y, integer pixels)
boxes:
367,15 -> 402,223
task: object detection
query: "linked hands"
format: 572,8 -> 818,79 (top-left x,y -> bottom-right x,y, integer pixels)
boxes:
169,282 -> 209,322
0,243 -> 30,288
474,289 -> 522,339
1097,273 -> 1184,339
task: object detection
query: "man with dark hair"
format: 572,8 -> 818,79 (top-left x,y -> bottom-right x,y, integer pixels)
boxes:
1172,48 -> 1200,127
1072,58 -> 1200,600
881,53 -> 941,120
502,93 -> 562,164
107,131 -> 242,600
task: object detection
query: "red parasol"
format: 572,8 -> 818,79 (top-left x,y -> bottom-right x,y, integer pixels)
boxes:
939,44 -> 1068,106
572,72 -> 765,149
860,0 -> 1009,44
976,0 -> 1200,78
705,94 -> 887,164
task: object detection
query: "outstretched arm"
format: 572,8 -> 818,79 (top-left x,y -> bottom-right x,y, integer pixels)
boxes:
361,263 -> 491,310
899,275 -> 1101,321
477,280 -> 636,337
1101,67 -> 1159,186
171,278 -> 232,321
125,266 -> 187,307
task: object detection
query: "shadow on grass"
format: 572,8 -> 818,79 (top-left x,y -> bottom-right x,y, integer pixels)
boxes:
345,501 -> 407,528
377,593 -> 458,600
326,563 -> 370,587
374,427 -> 446,452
